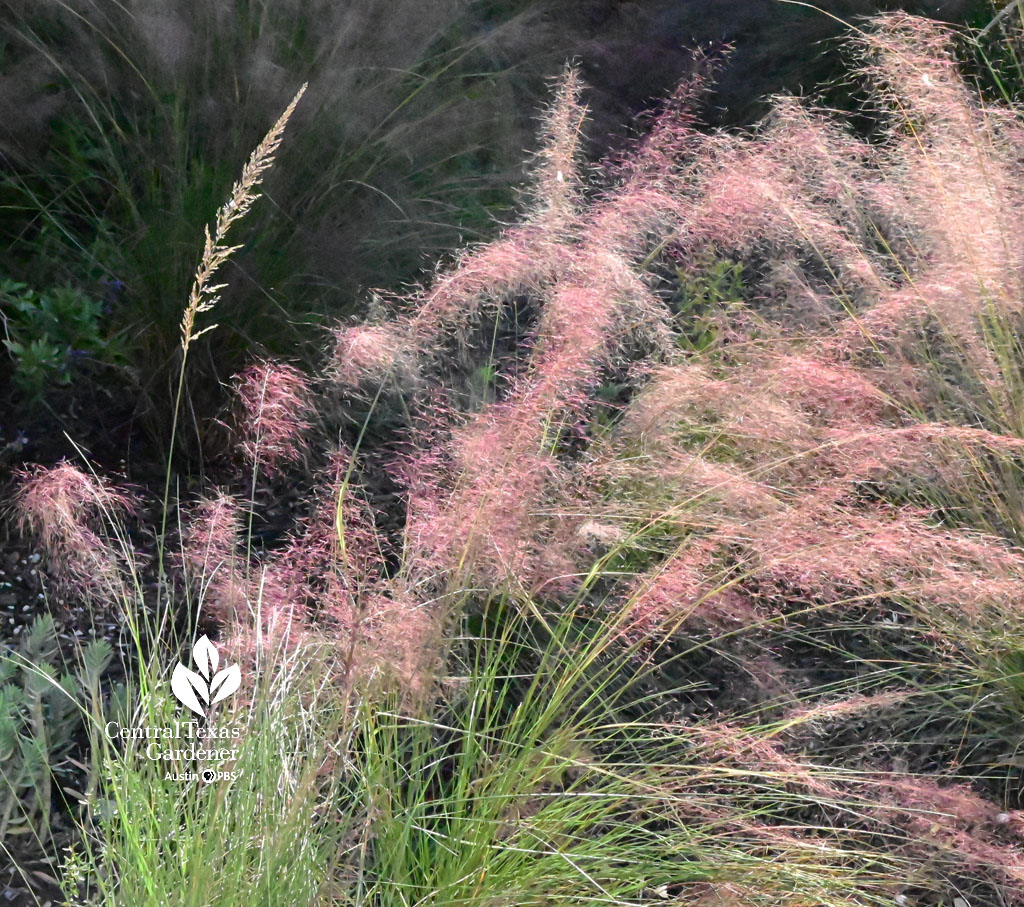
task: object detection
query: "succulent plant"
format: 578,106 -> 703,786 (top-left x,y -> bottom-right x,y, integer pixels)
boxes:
0,613 -> 112,847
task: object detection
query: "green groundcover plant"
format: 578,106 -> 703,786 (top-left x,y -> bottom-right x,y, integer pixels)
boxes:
0,277 -> 123,395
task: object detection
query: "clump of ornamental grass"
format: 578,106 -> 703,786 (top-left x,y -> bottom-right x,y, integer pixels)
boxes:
314,12 -> 1024,901
4,86 -> 348,903
9,12 -> 1024,906
231,359 -> 314,477
60,631 -> 350,906
182,14 -> 1024,900
340,596 -> 920,907
0,0 -> 560,445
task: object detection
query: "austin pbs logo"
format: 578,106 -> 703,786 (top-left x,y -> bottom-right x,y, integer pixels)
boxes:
171,635 -> 241,719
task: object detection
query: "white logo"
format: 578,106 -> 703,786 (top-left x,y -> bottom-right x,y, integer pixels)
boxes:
171,635 -> 241,718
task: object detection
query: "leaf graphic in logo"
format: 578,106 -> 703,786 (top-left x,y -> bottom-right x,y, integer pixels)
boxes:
193,635 -> 219,680
171,663 -> 209,717
209,664 -> 241,704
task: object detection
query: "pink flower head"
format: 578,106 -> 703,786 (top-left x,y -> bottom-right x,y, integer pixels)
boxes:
14,461 -> 138,601
329,324 -> 411,388
181,492 -> 246,625
232,359 -> 313,476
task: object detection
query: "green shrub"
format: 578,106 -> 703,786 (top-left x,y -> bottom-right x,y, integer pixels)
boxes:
0,278 -> 123,396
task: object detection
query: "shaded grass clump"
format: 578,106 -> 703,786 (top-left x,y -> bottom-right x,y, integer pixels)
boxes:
0,0 -> 554,443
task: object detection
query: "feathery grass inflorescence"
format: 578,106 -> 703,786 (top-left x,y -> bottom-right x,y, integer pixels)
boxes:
178,86 -> 307,355
13,462 -> 139,605
309,14 -> 1024,900
160,85 -> 306,555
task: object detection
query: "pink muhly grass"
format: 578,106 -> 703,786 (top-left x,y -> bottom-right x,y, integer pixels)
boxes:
159,15 -> 1024,717
780,690 -> 916,727
750,497 -> 1024,614
867,773 -> 1024,893
621,539 -> 760,642
692,722 -> 849,801
232,358 -> 313,476
629,356 -> 885,440
586,355 -> 1024,632
673,17 -> 1024,418
405,229 -> 572,349
680,126 -> 886,306
219,567 -> 311,666
817,422 -> 1024,487
761,355 -> 890,427
526,65 -> 588,234
358,60 -> 689,378
600,352 -> 1024,535
397,176 -> 691,590
399,68 -> 588,350
617,362 -> 823,457
320,13 -> 1024,613
282,447 -> 385,600
588,446 -> 783,529
320,67 -> 709,590
833,20 -> 1023,398
334,585 -> 439,697
680,722 -> 1024,894
329,323 -> 413,389
214,445 -> 440,696
14,461 -> 138,602
181,490 -> 318,656
405,407 -> 563,588
180,492 -> 246,626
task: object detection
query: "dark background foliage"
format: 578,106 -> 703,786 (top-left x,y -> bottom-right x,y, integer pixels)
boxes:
0,0 -> 991,468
